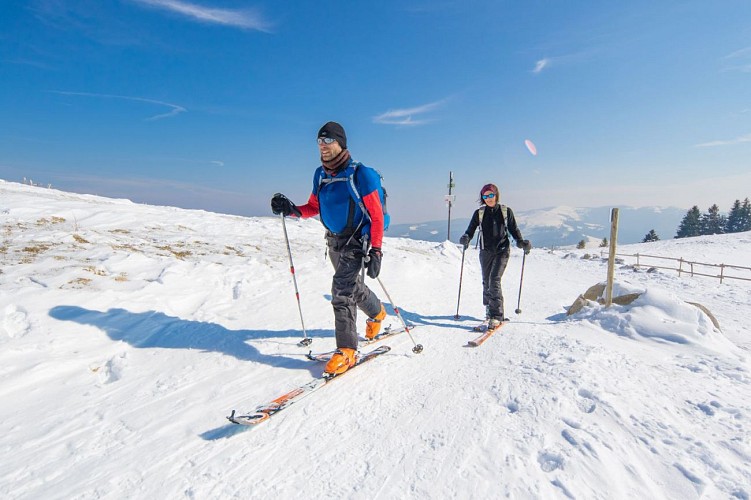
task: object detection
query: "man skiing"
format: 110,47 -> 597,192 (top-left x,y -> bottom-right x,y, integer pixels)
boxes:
270,121 -> 387,376
459,183 -> 531,330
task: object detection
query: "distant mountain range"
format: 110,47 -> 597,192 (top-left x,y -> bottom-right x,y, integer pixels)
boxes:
388,206 -> 687,248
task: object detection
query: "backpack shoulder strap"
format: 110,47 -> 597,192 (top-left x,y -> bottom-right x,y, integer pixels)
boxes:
477,207 -> 485,249
348,162 -> 363,202
347,162 -> 371,222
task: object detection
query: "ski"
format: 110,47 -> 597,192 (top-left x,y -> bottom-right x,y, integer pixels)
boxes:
305,325 -> 416,362
467,322 -> 505,347
362,324 -> 417,345
297,337 -> 313,347
472,320 -> 489,332
227,345 -> 391,426
305,349 -> 337,362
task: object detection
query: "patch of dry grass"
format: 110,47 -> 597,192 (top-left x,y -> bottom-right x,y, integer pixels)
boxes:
84,266 -> 107,276
111,243 -> 141,252
156,244 -> 192,260
62,277 -> 92,289
22,244 -> 51,255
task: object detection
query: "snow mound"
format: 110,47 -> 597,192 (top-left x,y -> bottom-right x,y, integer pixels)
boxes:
572,283 -> 735,353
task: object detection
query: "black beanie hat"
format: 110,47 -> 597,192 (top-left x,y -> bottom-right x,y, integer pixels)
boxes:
318,121 -> 347,150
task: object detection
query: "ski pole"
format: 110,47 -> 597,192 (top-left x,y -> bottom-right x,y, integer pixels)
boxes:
453,246 -> 466,320
376,277 -> 423,354
515,252 -> 526,315
280,213 -> 312,347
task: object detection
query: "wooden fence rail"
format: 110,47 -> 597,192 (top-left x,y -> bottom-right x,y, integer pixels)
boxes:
600,251 -> 751,284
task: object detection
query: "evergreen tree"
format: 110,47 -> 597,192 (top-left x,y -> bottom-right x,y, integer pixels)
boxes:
642,229 -> 659,242
576,239 -> 586,249
726,199 -> 744,233
675,206 -> 702,238
700,204 -> 726,235
599,238 -> 608,248
741,198 -> 751,232
725,200 -> 741,233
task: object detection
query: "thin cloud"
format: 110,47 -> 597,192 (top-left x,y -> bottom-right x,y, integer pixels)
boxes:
723,46 -> 751,59
6,58 -> 56,70
210,160 -> 225,167
532,49 -> 600,74
130,0 -> 271,32
533,58 -> 550,74
49,91 -> 186,121
373,100 -> 446,126
694,133 -> 751,148
721,46 -> 751,73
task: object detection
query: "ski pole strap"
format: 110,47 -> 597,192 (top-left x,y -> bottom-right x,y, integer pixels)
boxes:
360,236 -> 370,281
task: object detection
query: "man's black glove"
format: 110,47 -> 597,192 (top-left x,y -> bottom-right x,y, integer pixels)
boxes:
271,193 -> 301,217
517,239 -> 532,255
459,234 -> 470,250
366,247 -> 382,279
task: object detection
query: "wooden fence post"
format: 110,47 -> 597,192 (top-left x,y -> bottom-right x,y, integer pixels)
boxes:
605,208 -> 619,307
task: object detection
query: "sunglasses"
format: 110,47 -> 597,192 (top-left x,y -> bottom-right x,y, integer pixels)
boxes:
482,193 -> 496,200
317,137 -> 337,145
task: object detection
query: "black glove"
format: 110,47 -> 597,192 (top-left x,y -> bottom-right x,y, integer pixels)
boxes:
271,193 -> 301,217
366,247 -> 382,279
517,239 -> 532,255
459,234 -> 470,249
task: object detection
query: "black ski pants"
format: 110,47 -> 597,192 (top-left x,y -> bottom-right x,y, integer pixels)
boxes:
479,249 -> 509,320
327,233 -> 382,350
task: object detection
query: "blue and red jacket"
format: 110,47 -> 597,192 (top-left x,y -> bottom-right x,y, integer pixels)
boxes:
296,159 -> 384,248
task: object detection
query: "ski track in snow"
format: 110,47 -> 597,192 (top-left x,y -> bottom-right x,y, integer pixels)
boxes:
1,180 -> 750,499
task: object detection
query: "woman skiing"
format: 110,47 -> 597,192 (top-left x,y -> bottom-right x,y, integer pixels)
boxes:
459,183 -> 531,330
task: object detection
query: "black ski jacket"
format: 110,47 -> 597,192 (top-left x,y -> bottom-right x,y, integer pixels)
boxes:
463,205 -> 524,255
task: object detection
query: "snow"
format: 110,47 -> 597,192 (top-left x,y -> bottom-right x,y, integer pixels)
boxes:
1,180 -> 750,499
522,205 -> 584,227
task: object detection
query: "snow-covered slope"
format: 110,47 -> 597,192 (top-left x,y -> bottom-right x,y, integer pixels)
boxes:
1,180 -> 749,499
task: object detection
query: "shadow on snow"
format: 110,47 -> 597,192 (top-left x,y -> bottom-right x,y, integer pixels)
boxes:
48,305 -> 332,365
322,293 -> 483,330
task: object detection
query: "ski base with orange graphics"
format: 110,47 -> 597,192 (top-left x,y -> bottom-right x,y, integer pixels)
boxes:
467,322 -> 505,347
227,345 -> 391,426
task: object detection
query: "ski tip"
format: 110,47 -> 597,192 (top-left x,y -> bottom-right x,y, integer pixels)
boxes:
227,411 -> 270,425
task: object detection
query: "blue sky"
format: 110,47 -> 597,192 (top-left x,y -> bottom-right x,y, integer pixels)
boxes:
2,1 -> 750,224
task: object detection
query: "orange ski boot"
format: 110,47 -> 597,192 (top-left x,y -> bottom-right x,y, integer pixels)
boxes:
324,348 -> 357,376
365,304 -> 387,340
